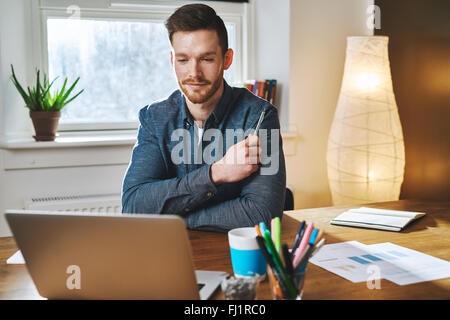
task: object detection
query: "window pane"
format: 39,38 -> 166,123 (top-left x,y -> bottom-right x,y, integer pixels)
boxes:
47,18 -> 236,126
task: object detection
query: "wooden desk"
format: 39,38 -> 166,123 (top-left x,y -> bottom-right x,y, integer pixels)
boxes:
0,200 -> 449,299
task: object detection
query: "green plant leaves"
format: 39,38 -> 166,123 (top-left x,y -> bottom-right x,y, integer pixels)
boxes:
10,65 -> 31,107
10,64 -> 83,112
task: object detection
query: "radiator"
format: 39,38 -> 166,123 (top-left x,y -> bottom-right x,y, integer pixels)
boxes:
24,194 -> 122,214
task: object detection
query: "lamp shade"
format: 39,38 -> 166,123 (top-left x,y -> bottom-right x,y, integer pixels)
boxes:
327,36 -> 405,205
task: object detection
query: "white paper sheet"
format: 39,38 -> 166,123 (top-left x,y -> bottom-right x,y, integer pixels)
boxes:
6,250 -> 25,264
309,241 -> 380,283
366,242 -> 450,285
309,241 -> 450,285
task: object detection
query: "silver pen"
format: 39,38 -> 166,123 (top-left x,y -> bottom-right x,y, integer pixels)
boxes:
253,109 -> 266,136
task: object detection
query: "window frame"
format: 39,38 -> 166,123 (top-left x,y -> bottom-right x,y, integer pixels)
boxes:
32,0 -> 248,132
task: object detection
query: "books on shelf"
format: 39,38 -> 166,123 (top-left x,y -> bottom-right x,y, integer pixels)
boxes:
239,79 -> 277,105
330,207 -> 426,232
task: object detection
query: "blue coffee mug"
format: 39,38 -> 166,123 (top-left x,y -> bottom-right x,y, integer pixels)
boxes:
228,227 -> 267,278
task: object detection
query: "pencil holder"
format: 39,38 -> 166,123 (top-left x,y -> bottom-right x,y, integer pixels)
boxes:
267,265 -> 307,300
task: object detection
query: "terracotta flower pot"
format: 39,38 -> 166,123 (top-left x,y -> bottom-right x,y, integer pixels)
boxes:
29,111 -> 61,141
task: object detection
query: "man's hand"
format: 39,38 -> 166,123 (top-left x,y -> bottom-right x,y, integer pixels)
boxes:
210,134 -> 261,185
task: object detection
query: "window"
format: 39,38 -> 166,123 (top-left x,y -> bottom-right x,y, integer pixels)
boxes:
39,1 -> 245,131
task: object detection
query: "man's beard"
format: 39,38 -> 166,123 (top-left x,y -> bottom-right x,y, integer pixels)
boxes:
179,72 -> 223,104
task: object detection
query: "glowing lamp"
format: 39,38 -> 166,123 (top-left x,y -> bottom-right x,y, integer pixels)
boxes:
327,36 -> 405,205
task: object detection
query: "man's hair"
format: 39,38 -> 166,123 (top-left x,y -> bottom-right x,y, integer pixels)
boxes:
165,4 -> 228,55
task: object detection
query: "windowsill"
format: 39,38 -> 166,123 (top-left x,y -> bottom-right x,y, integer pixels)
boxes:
1,128 -> 298,150
0,130 -> 138,150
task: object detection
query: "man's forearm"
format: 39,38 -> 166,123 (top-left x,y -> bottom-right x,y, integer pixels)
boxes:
186,131 -> 286,232
184,177 -> 286,232
122,164 -> 217,215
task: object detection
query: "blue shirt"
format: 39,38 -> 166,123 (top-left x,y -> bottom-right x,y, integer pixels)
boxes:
122,80 -> 286,232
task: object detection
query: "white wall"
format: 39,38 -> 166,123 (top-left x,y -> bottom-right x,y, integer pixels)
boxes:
0,0 -> 34,139
286,0 -> 373,209
253,0 -> 290,131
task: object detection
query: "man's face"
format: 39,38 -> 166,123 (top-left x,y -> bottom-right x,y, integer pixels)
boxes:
170,29 -> 232,104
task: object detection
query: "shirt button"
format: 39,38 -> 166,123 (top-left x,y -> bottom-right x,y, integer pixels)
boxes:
206,192 -> 213,197
184,208 -> 190,212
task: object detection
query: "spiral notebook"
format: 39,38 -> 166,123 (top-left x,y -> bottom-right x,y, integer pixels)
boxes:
331,207 -> 426,232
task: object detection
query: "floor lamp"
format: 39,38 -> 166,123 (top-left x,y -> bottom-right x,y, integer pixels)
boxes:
327,36 -> 405,205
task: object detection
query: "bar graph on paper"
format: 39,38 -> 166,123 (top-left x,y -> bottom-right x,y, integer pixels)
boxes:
309,241 -> 450,285
348,250 -> 407,265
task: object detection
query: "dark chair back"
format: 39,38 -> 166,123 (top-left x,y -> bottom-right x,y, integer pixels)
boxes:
284,187 -> 294,211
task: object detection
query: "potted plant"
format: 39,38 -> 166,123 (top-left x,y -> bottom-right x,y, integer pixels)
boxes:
10,65 -> 84,141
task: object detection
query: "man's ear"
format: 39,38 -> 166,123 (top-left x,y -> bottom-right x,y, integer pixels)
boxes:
223,49 -> 233,70
170,50 -> 175,67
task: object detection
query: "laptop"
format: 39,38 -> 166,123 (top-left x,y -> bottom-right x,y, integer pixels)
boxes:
5,210 -> 228,300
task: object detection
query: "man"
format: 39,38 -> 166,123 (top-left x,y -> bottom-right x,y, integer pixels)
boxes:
122,3 -> 286,232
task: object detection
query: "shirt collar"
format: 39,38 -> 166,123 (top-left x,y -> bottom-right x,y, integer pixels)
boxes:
210,79 -> 232,125
181,79 -> 232,127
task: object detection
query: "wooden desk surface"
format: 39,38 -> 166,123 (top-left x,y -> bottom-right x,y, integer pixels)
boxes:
0,199 -> 449,300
